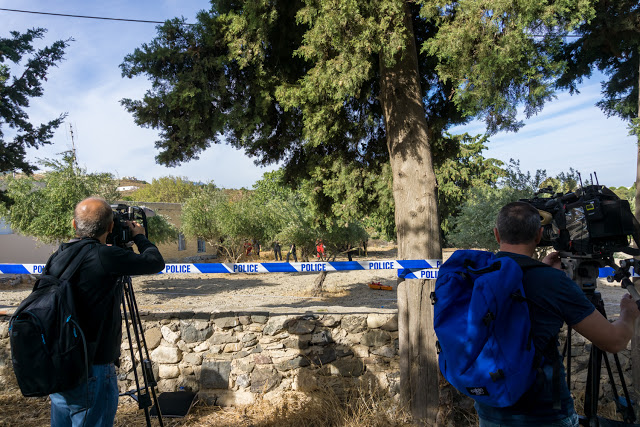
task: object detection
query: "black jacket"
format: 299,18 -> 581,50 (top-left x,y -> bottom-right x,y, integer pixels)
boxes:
47,234 -> 165,365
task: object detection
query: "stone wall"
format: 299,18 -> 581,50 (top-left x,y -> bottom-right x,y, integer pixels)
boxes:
117,311 -> 401,406
0,312 -> 634,411
558,325 -> 635,409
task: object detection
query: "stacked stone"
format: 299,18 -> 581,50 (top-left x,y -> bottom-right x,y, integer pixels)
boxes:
117,311 -> 400,405
1,312 -> 632,409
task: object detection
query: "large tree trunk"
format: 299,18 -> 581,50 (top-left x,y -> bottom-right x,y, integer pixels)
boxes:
379,3 -> 442,425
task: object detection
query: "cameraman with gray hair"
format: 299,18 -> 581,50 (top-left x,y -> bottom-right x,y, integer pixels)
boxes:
48,197 -> 165,427
475,201 -> 640,427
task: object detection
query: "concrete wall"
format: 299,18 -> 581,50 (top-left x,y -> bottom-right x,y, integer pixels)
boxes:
0,234 -> 57,263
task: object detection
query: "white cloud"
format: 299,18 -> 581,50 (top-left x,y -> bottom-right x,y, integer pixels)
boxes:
452,77 -> 637,188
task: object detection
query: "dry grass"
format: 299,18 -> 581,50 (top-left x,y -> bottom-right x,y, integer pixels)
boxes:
1,367 -> 413,427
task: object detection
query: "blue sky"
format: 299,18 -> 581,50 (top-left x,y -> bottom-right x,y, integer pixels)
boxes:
3,1 -> 638,189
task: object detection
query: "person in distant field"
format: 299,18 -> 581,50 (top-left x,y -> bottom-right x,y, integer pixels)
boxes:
49,197 -> 165,427
254,240 -> 260,256
273,241 -> 282,261
287,243 -> 298,262
243,240 -> 252,256
474,201 -> 640,427
316,240 -> 325,261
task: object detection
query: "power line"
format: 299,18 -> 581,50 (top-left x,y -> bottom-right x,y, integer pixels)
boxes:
0,7 -> 195,25
0,6 -> 587,46
0,7 -> 583,37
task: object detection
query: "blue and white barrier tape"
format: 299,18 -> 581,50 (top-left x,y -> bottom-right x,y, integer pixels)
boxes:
0,261 -> 631,279
398,269 -> 440,280
396,267 -> 636,280
0,259 -> 443,275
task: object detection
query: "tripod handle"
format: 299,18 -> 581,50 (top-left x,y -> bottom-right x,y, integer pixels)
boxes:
621,277 -> 640,310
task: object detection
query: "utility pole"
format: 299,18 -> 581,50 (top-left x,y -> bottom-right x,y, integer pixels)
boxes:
68,123 -> 78,167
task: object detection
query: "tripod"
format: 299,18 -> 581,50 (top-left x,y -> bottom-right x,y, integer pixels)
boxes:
561,256 -> 639,426
119,275 -> 164,427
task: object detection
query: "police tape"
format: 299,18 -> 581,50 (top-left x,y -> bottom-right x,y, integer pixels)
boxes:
0,261 -> 627,279
0,259 -> 443,275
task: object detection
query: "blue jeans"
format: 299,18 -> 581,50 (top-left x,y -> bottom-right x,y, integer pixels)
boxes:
479,412 -> 579,427
50,363 -> 118,427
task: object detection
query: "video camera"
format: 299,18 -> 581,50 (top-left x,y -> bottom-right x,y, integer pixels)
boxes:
520,183 -> 640,257
107,204 -> 150,248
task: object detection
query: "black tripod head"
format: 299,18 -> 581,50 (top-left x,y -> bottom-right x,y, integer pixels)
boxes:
557,252 -> 640,309
605,257 -> 640,310
558,253 -> 605,293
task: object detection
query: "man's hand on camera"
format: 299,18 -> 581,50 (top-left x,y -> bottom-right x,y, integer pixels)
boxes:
127,221 -> 145,237
542,251 -> 563,270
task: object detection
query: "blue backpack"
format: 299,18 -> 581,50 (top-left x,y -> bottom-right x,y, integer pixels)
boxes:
433,250 -> 546,408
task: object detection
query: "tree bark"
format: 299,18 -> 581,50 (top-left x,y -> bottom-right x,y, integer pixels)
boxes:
380,3 -> 442,425
311,270 -> 328,296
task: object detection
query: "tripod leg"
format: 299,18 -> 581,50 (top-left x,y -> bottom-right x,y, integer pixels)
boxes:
125,276 -> 164,426
121,276 -> 164,427
565,327 -> 572,389
603,352 -> 636,423
580,290 -> 637,425
584,344 -> 602,426
121,279 -> 153,427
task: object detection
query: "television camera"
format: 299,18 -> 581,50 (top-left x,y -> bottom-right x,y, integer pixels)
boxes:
107,204 -> 154,248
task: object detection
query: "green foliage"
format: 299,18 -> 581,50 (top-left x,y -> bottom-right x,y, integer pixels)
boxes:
447,161 -> 579,250
295,132 -> 504,242
181,169 -> 369,261
555,0 -> 639,130
119,1 -> 470,183
0,28 -> 71,204
181,188 -> 264,261
320,222 -> 369,260
252,169 -> 369,258
250,169 -> 300,243
275,221 -> 318,261
423,0 -> 595,134
433,133 -> 505,237
146,214 -> 178,245
0,151 -> 118,244
130,176 -> 213,203
538,168 -> 581,194
630,118 -> 640,139
121,0 -> 601,266
447,186 -> 517,251
181,187 -> 225,250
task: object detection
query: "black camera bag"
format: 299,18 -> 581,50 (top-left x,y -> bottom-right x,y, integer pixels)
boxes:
9,240 -> 95,397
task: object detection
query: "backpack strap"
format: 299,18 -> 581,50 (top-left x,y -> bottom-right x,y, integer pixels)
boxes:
59,242 -> 95,282
502,255 -> 564,410
37,240 -> 96,290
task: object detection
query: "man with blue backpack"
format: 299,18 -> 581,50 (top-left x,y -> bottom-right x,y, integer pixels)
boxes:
434,201 -> 640,427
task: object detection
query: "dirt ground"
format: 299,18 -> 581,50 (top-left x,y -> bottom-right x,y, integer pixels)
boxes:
0,247 -> 402,316
0,247 -> 632,317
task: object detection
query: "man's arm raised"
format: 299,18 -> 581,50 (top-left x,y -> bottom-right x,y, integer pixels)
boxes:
572,294 -> 639,354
